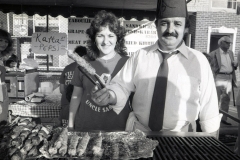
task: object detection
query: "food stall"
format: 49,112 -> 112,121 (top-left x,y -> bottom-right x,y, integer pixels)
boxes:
0,0 -> 157,125
1,118 -> 240,160
0,0 -> 240,159
8,95 -> 61,125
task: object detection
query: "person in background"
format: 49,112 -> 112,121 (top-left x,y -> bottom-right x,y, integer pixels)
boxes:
91,0 -> 221,137
210,36 -> 238,126
27,48 -> 34,59
58,45 -> 87,127
68,10 -> 130,131
0,28 -> 13,122
5,54 -> 19,69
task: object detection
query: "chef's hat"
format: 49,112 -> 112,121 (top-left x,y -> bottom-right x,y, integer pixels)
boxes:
156,0 -> 188,19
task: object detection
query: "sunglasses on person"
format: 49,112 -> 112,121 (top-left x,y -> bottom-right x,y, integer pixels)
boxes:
223,41 -> 232,44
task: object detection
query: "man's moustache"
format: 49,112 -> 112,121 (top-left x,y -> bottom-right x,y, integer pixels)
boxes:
163,32 -> 178,38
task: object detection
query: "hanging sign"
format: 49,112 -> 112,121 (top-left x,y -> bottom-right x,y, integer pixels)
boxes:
68,18 -> 92,51
34,14 -> 59,27
31,32 -> 67,55
124,20 -> 158,56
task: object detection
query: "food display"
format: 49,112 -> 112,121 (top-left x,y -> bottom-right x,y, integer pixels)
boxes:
67,49 -> 105,89
0,117 -> 53,160
0,117 -> 158,160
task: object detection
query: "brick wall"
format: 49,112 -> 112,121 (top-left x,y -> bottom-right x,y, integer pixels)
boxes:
189,13 -> 197,49
188,0 -> 211,12
193,11 -> 240,54
191,11 -> 240,81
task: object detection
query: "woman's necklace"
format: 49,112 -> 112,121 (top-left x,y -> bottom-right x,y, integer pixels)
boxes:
98,52 -> 117,63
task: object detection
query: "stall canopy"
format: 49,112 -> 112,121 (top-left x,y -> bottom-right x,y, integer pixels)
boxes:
0,0 -> 158,20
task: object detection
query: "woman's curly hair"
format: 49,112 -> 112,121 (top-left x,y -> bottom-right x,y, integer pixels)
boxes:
86,10 -> 128,60
0,29 -> 13,59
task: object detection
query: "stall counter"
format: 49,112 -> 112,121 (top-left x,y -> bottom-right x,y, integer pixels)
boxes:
8,95 -> 61,126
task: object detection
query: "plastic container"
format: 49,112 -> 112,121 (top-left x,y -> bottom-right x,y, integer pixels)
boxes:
39,82 -> 53,95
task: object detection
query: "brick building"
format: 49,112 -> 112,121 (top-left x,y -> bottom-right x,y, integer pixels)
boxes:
1,0 -> 240,76
187,0 -> 240,80
187,0 -> 240,53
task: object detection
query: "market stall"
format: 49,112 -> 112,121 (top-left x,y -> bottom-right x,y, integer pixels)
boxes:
0,117 -> 239,160
8,95 -> 61,118
0,0 -> 240,159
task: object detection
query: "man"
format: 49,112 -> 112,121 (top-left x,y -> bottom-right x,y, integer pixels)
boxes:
59,45 -> 87,127
91,0 -> 221,136
210,36 -> 238,126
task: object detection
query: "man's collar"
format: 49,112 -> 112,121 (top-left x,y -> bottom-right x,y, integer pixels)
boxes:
177,42 -> 189,59
150,41 -> 189,59
219,48 -> 229,54
219,48 -> 223,54
148,42 -> 159,53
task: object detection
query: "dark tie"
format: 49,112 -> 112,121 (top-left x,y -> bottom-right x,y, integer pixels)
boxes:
149,50 -> 178,131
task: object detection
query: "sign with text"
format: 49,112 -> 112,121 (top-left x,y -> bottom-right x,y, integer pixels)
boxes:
34,54 -> 53,66
124,21 -> 158,56
68,18 -> 92,51
67,18 -> 158,56
31,32 -> 67,55
34,14 -> 59,27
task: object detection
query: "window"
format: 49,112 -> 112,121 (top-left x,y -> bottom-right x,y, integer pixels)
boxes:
9,13 -> 69,71
212,0 -> 237,9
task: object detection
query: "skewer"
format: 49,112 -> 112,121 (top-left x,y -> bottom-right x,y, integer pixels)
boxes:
94,74 -> 106,89
66,49 -> 105,89
77,66 -> 102,89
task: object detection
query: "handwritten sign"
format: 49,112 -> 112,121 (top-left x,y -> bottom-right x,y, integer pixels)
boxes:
31,32 -> 67,55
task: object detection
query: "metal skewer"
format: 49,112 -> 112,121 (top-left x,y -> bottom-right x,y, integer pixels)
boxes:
66,48 -> 105,89
77,66 -> 102,89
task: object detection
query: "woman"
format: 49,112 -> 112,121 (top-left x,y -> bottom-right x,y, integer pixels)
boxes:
0,29 -> 13,122
68,10 -> 130,131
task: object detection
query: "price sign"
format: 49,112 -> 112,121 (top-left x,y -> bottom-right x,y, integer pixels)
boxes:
31,32 -> 67,55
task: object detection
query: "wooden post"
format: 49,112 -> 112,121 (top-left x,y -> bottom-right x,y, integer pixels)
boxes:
238,123 -> 240,156
46,12 -> 49,72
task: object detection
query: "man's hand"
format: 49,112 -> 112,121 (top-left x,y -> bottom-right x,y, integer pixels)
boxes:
91,86 -> 116,106
232,59 -> 238,68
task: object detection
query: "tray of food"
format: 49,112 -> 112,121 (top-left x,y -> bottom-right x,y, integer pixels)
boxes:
0,117 -> 158,160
